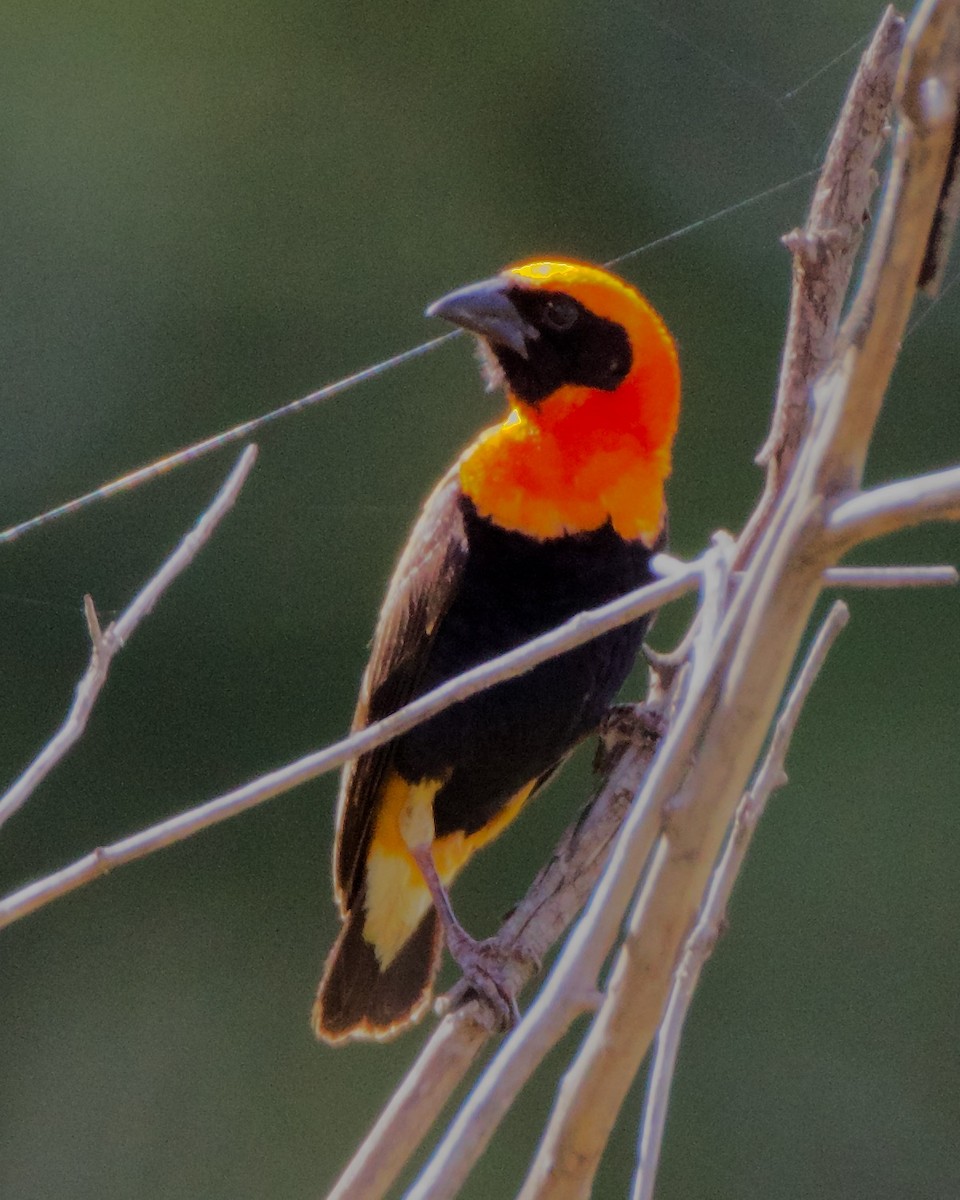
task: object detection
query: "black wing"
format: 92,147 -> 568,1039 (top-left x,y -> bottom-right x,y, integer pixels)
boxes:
333,464 -> 469,911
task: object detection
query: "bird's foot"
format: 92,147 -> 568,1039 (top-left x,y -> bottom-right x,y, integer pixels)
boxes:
442,929 -> 522,1030
596,702 -> 667,772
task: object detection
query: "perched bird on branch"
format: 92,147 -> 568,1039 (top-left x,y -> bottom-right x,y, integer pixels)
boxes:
313,259 -> 680,1042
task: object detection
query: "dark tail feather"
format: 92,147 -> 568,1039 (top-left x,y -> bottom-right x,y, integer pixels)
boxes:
312,903 -> 441,1043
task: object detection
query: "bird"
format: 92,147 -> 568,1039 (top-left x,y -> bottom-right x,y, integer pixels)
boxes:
312,258 -> 680,1043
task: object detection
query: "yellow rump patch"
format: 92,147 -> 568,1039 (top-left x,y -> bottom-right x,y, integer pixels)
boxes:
363,772 -> 536,968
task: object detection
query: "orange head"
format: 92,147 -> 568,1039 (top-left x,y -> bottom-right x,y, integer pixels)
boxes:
427,259 -> 680,543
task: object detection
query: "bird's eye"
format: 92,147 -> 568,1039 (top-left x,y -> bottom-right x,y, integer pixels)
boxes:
540,294 -> 579,332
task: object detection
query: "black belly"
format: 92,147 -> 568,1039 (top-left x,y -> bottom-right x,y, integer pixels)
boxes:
393,497 -> 658,838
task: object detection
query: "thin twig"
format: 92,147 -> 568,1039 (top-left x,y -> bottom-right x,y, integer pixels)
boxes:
827,465 -> 960,543
822,564 -> 958,586
0,445 -> 259,835
0,335 -> 459,546
657,557 -> 957,590
0,562 -> 703,930
631,601 -> 849,1200
329,1013 -> 489,1200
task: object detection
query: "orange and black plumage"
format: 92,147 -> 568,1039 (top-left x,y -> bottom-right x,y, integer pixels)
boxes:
313,260 -> 680,1043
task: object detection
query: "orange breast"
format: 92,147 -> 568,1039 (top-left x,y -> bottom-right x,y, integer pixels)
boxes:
459,375 -> 676,543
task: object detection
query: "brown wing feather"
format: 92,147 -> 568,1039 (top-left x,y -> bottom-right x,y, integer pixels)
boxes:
333,464 -> 468,911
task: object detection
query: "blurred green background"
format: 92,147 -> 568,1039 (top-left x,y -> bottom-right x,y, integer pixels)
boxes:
1,1 -> 958,1197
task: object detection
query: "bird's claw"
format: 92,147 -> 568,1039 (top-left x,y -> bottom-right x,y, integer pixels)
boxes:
446,933 -> 521,1030
596,702 -> 666,771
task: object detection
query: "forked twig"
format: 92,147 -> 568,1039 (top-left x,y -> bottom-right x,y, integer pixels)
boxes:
0,445 -> 259,834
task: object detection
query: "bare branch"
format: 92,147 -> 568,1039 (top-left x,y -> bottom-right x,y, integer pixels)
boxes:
917,85 -> 960,292
827,464 -> 960,543
823,564 -> 958,587
329,1013 -> 489,1200
817,0 -> 960,495
0,445 -> 259,835
631,602 -> 849,1200
0,561 -> 702,931
739,8 -> 904,560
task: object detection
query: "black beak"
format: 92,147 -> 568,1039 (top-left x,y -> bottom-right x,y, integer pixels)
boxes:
426,277 -> 538,359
